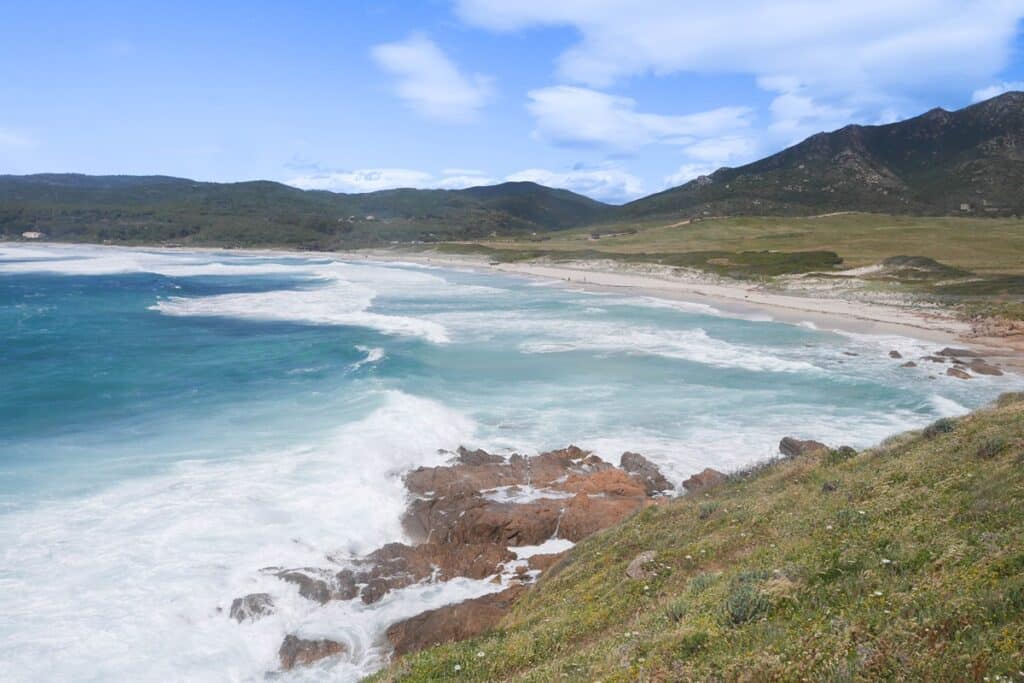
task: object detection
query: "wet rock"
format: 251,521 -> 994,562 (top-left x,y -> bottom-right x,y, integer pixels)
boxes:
969,360 -> 1003,376
901,361 -> 917,368
889,350 -> 903,359
558,469 -> 646,497
946,367 -> 971,380
456,446 -> 505,466
843,351 -> 859,356
922,355 -> 947,363
779,437 -> 829,457
937,347 -> 981,357
348,542 -> 514,604
626,550 -> 657,580
619,452 -> 674,495
229,593 -> 274,622
278,635 -> 346,670
386,586 -> 526,656
276,569 -> 355,604
682,468 -> 727,492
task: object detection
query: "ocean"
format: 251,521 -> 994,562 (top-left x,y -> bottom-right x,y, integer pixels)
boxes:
0,242 -> 1017,681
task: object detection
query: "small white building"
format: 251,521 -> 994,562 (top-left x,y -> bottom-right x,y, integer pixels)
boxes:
21,231 -> 44,239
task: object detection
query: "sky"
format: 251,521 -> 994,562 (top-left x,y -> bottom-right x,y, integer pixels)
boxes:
2,1 -> 1024,203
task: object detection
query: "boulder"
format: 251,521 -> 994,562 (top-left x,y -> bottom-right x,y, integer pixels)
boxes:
386,586 -> 526,656
922,355 -> 947,363
946,367 -> 971,380
557,469 -> 647,497
619,452 -> 674,495
276,568 -> 356,603
229,593 -> 274,622
969,360 -> 1003,376
901,361 -> 917,368
625,550 -> 657,580
682,468 -> 727,492
558,492 -> 646,540
937,347 -> 981,357
779,437 -> 829,457
889,350 -> 902,359
456,446 -> 505,466
343,542 -> 515,604
278,635 -> 346,670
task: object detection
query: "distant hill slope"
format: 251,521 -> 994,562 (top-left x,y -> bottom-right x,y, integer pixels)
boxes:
625,92 -> 1024,219
3,93 -> 1023,249
0,175 -> 613,249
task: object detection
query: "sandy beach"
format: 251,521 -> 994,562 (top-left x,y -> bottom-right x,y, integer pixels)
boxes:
352,249 -> 1024,373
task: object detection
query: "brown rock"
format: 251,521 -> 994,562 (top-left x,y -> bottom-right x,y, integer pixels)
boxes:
456,446 -> 505,466
937,347 -> 981,357
779,437 -> 829,457
556,469 -> 646,497
889,350 -> 903,359
229,593 -> 274,622
527,552 -> 566,572
922,355 -> 947,363
619,452 -> 674,495
947,367 -> 971,379
558,492 -> 646,540
969,360 -> 1003,376
626,550 -> 657,580
901,361 -> 917,368
276,569 -> 355,603
348,542 -> 514,603
278,635 -> 346,670
682,467 -> 727,492
386,586 -> 526,656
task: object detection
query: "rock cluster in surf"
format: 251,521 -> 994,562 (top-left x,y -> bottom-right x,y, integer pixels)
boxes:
230,445 -> 674,671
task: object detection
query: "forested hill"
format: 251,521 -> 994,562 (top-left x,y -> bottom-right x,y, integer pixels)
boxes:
0,174 -> 612,249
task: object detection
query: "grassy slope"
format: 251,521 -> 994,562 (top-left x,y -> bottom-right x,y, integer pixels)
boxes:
375,394 -> 1024,681
476,213 -> 1024,275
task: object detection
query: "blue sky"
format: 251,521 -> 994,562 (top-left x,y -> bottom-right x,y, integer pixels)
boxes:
2,1 -> 1024,203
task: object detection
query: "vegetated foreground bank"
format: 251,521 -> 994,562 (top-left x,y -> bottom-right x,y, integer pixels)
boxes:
372,392 -> 1024,681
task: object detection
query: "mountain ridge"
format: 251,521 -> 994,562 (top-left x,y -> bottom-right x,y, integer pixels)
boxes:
3,92 -> 1024,248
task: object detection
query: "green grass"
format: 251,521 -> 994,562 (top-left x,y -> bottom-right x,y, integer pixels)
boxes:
373,395 -> 1024,681
473,213 -> 1024,275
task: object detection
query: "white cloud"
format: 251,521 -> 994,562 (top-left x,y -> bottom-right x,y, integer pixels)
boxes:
527,85 -> 752,151
506,165 -> 644,202
763,84 -> 856,142
972,81 -> 1024,102
287,168 -> 493,193
371,34 -> 493,123
457,1 -> 1024,105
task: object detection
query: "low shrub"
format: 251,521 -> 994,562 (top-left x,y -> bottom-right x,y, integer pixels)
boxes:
922,417 -> 956,439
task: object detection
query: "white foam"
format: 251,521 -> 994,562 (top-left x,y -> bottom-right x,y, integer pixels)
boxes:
481,485 -> 575,504
0,392 -> 478,682
512,538 -> 575,559
152,281 -> 450,344
351,346 -> 385,371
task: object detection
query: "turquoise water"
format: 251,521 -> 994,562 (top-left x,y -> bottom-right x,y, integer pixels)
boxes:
0,243 -> 1017,681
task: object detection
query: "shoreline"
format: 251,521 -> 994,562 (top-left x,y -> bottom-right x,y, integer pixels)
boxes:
347,248 -> 1024,372
5,240 -> 1022,371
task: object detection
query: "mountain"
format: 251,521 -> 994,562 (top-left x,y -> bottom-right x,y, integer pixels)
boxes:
0,175 -> 613,249
626,92 -> 1024,219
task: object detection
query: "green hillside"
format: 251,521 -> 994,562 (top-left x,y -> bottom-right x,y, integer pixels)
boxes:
375,393 -> 1024,681
0,174 -> 612,249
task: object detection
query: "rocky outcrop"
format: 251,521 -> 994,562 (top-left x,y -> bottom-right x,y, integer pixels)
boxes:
947,367 -> 972,379
968,359 -> 1003,376
682,467 -> 727,492
235,445 -> 673,671
386,586 -> 526,656
779,437 -> 829,457
278,635 -> 346,670
625,551 -> 658,580
229,593 -> 273,622
620,452 -> 674,495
